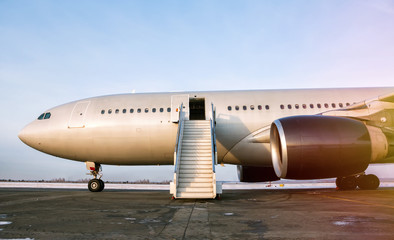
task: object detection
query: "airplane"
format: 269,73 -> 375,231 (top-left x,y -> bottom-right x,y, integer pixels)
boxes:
18,87 -> 394,199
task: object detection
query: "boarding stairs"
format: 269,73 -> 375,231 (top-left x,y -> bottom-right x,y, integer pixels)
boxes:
170,104 -> 221,199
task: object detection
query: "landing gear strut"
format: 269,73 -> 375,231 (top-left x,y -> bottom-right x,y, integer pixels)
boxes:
86,161 -> 105,192
336,174 -> 380,190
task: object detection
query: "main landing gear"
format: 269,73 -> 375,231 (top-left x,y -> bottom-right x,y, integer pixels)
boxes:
86,161 -> 105,192
336,173 -> 380,190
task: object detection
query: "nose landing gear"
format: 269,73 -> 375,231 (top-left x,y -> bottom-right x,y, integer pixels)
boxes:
86,161 -> 105,192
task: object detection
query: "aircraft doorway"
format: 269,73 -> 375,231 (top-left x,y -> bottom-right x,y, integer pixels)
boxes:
189,98 -> 205,120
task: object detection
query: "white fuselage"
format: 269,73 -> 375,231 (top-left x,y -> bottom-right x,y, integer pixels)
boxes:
18,87 -> 394,167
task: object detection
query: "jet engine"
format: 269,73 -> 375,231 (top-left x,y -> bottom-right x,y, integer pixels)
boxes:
270,115 -> 388,179
237,165 -> 280,182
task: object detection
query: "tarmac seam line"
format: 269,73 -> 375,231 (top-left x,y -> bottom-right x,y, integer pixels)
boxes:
182,201 -> 196,240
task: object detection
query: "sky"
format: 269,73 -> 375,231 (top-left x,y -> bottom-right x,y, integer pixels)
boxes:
1,0 -> 394,182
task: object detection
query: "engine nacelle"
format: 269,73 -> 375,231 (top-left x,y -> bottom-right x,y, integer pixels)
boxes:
270,116 -> 388,179
237,165 -> 280,182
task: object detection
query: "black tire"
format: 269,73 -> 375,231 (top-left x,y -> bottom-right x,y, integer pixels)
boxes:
337,176 -> 357,190
98,179 -> 105,192
88,179 -> 101,192
357,174 -> 380,190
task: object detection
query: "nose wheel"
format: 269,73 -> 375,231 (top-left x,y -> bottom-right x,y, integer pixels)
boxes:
88,179 -> 105,192
86,161 -> 105,192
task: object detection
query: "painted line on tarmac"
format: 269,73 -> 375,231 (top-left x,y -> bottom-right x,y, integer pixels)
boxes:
321,195 -> 394,209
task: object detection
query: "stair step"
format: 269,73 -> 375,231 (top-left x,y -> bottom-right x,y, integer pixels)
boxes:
184,128 -> 210,131
181,149 -> 211,154
178,177 -> 212,183
183,134 -> 210,138
180,159 -> 212,163
178,169 -> 213,174
183,135 -> 210,138
182,138 -> 210,141
178,182 -> 213,188
184,126 -> 210,129
182,139 -> 211,143
184,121 -> 210,125
180,156 -> 212,160
180,165 -> 212,170
179,173 -> 213,178
181,154 -> 212,158
177,187 -> 213,193
183,127 -> 211,134
176,192 -> 216,199
182,144 -> 211,148
182,143 -> 211,147
181,145 -> 211,150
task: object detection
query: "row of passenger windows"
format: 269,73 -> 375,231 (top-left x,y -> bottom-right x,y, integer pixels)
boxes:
37,112 -> 51,120
227,102 -> 352,111
101,102 -> 353,115
101,107 -> 171,115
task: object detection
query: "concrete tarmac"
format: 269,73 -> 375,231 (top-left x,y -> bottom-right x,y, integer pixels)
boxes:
0,188 -> 394,240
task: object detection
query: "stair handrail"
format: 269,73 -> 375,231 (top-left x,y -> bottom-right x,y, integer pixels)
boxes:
174,103 -> 185,174
210,103 -> 217,173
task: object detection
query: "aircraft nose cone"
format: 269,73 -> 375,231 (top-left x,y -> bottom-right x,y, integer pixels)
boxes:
18,126 -> 28,144
18,123 -> 39,148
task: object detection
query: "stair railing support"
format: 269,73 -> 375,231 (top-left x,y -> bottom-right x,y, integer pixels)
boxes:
172,103 -> 185,198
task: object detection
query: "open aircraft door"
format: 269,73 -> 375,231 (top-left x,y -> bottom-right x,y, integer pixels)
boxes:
171,95 -> 189,122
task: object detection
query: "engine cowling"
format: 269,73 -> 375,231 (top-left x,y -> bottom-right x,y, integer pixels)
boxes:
237,166 -> 280,182
270,115 -> 388,179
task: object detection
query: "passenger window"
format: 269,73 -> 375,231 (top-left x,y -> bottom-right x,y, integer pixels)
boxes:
235,106 -> 239,111
280,105 -> 284,110
339,103 -> 343,108
115,109 -> 119,114
243,105 -> 247,110
108,109 -> 112,114
160,108 -> 164,112
257,105 -> 262,110
152,108 -> 156,113
167,107 -> 171,112
265,105 -> 270,110
332,103 -> 336,108
130,108 -> 134,113
250,105 -> 255,110
137,108 -> 141,113
123,109 -> 126,113
145,108 -> 149,113
101,110 -> 105,114
295,104 -> 299,109
310,104 -> 314,109
38,113 -> 45,120
302,104 -> 307,109
287,104 -> 292,109
324,103 -> 329,108
228,106 -> 232,111
317,104 -> 321,109
346,103 -> 350,106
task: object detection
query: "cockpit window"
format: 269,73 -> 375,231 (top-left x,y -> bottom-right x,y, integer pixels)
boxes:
38,112 -> 51,120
